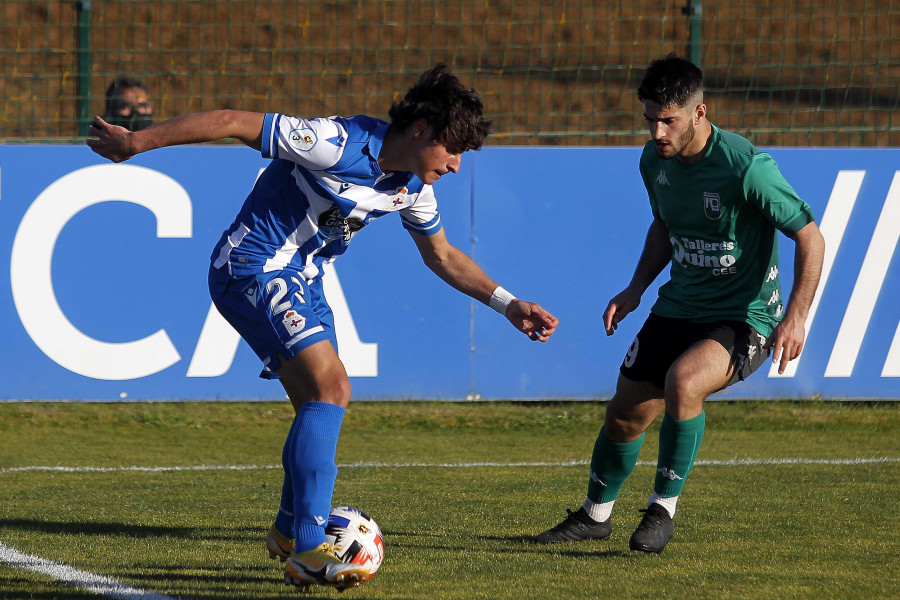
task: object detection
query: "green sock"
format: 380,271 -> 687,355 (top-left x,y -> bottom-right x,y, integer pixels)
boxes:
587,430 -> 645,503
654,411 -> 706,498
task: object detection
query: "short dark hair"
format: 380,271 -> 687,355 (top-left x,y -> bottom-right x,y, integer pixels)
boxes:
637,54 -> 703,109
104,75 -> 146,115
388,64 -> 493,153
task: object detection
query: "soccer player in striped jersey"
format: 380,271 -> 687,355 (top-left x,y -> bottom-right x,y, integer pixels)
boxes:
534,55 -> 824,553
88,64 -> 558,590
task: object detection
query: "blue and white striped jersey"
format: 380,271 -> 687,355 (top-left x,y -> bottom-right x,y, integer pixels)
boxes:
210,113 -> 442,280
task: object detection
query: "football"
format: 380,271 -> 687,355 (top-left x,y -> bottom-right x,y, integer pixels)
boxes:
325,506 -> 385,578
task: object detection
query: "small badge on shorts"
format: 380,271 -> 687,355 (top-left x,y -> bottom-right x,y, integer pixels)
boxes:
747,344 -> 757,361
282,310 -> 306,335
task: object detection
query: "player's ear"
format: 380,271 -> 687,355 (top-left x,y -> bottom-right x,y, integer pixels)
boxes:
694,103 -> 707,123
411,118 -> 430,140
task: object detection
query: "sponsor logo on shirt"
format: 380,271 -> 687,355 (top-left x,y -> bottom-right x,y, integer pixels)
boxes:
670,236 -> 738,276
656,170 -> 670,186
704,192 -> 722,220
288,128 -> 317,152
318,207 -> 366,244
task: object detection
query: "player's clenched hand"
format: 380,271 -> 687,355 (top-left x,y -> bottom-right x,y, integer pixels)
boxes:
603,287 -> 641,336
86,117 -> 137,163
505,300 -> 559,342
763,314 -> 806,375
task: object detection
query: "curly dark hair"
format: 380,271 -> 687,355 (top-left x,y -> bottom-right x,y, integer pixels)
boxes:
637,54 -> 704,109
388,64 -> 493,153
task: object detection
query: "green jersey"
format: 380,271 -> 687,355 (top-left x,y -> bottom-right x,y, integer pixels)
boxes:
639,124 -> 815,338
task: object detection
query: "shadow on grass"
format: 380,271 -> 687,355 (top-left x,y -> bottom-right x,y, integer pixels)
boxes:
385,528 -> 632,559
479,535 -> 630,558
2,520 -> 383,599
482,534 -> 632,558
0,518 -> 261,542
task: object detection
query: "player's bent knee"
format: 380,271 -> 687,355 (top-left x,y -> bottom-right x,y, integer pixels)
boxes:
310,376 -> 351,407
662,377 -> 710,420
326,376 -> 352,407
665,368 -> 721,403
604,396 -> 662,442
278,364 -> 352,409
603,416 -> 648,443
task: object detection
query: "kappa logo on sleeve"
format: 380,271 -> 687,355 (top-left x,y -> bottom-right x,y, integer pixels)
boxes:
288,128 -> 317,152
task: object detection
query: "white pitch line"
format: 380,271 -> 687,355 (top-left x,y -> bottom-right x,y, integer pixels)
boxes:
1,456 -> 897,475
694,457 -> 900,466
2,456 -> 896,598
0,541 -> 177,600
0,464 -> 281,474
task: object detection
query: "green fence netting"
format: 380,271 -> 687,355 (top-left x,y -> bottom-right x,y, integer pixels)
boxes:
2,1 -> 898,146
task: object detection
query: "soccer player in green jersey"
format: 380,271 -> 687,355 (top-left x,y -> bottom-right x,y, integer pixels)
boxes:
535,55 -> 825,553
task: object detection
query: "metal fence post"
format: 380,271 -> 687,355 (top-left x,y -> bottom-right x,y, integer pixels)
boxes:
74,0 -> 92,137
683,0 -> 702,68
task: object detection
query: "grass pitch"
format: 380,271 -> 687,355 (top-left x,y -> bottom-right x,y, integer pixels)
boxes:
0,400 -> 897,600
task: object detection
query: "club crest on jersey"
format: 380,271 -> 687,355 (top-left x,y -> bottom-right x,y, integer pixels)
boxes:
282,310 -> 306,335
703,192 -> 722,220
385,186 -> 410,211
288,128 -> 317,152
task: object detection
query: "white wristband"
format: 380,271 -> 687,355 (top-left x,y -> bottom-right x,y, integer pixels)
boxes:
489,286 -> 516,316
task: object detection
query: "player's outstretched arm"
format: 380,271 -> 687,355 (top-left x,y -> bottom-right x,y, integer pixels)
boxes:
764,221 -> 825,374
86,110 -> 265,162
409,229 -> 558,342
504,299 -> 559,342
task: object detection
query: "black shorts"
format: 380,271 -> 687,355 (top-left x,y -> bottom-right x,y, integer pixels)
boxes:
619,314 -> 771,390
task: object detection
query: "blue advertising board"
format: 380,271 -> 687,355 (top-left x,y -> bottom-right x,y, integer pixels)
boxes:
0,145 -> 897,400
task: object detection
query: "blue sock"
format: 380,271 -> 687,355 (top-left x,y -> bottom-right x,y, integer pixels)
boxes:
273,416 -> 300,539
291,401 -> 345,552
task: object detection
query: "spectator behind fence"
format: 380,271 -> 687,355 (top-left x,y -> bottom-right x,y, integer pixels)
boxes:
103,76 -> 153,131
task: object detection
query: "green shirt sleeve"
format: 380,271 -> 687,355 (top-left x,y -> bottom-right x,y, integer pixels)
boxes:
743,152 -> 816,235
640,147 -> 662,220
